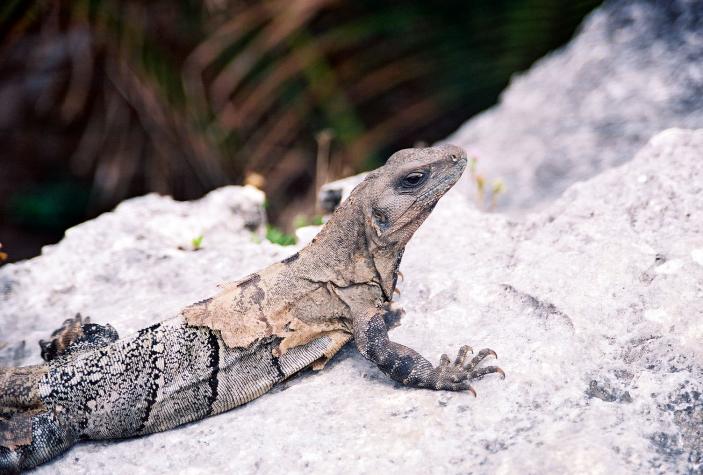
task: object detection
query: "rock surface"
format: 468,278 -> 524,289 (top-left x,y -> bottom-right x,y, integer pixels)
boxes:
2,129 -> 702,474
1,185 -> 268,366
446,0 -> 703,213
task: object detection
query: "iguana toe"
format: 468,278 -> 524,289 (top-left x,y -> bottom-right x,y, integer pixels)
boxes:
464,348 -> 498,371
468,366 -> 506,380
430,346 -> 504,392
454,345 -> 473,366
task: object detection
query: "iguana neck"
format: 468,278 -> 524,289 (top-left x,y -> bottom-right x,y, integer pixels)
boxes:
294,195 -> 401,300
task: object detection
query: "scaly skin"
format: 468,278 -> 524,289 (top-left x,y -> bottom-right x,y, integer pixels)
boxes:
1,316 -> 342,471
0,145 -> 503,472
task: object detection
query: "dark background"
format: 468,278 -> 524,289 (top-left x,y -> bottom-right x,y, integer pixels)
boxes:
0,0 -> 601,262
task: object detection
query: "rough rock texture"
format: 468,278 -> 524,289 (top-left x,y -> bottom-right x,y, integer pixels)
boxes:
0,186 -> 268,367
318,172 -> 368,213
446,0 -> 703,213
2,129 -> 702,474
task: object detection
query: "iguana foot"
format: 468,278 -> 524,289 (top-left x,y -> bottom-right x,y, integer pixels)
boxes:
432,345 -> 504,394
39,313 -> 119,362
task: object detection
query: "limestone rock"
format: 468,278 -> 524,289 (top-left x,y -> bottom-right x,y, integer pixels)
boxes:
318,172 -> 368,213
1,185 -> 269,366
2,129 -> 702,474
446,0 -> 703,213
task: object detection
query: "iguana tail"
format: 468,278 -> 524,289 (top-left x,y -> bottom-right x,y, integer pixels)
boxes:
0,364 -> 75,473
0,363 -> 46,400
1,315 -> 124,472
0,410 -> 74,474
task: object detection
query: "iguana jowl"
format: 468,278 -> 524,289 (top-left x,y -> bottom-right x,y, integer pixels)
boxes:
0,145 -> 503,472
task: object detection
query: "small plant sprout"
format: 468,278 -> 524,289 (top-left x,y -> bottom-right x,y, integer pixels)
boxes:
191,235 -> 204,251
468,156 -> 478,174
490,179 -> 505,210
466,153 -> 505,211
292,215 -> 308,230
475,174 -> 486,208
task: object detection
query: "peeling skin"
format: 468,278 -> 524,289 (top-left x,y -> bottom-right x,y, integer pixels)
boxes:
185,145 -> 471,358
185,145 -> 503,393
182,260 -> 368,357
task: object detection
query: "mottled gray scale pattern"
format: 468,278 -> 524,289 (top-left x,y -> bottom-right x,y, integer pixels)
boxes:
4,412 -> 72,471
39,315 -> 339,438
211,336 -> 335,415
41,321 -> 171,439
137,318 -> 217,434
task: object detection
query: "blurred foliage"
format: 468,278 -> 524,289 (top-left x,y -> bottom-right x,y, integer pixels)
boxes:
0,0 -> 600,261
7,180 -> 91,230
293,214 -> 324,229
265,224 -> 296,246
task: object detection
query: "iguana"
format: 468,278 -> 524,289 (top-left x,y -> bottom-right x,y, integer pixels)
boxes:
0,145 -> 504,472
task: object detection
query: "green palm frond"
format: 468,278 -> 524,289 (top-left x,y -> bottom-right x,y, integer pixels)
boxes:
2,0 -> 601,233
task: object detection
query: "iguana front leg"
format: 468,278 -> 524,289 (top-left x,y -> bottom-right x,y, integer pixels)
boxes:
353,309 -> 504,394
39,313 -> 119,362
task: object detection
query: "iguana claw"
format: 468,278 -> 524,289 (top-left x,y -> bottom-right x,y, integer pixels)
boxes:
430,346 -> 505,392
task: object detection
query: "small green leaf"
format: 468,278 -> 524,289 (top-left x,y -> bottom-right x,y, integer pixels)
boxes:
191,234 -> 204,250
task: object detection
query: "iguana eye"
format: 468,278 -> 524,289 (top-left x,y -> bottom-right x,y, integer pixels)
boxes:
401,172 -> 426,188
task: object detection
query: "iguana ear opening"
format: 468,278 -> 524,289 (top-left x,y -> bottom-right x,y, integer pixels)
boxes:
370,207 -> 389,237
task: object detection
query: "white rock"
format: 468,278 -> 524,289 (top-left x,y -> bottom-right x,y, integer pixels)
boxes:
691,249 -> 703,266
2,128 -> 702,474
294,225 -> 320,246
444,0 -> 703,214
654,259 -> 684,275
643,308 -> 669,324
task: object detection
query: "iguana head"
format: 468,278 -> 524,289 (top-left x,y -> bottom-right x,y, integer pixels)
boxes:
348,144 -> 467,298
362,144 -> 467,251
306,144 -> 466,300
